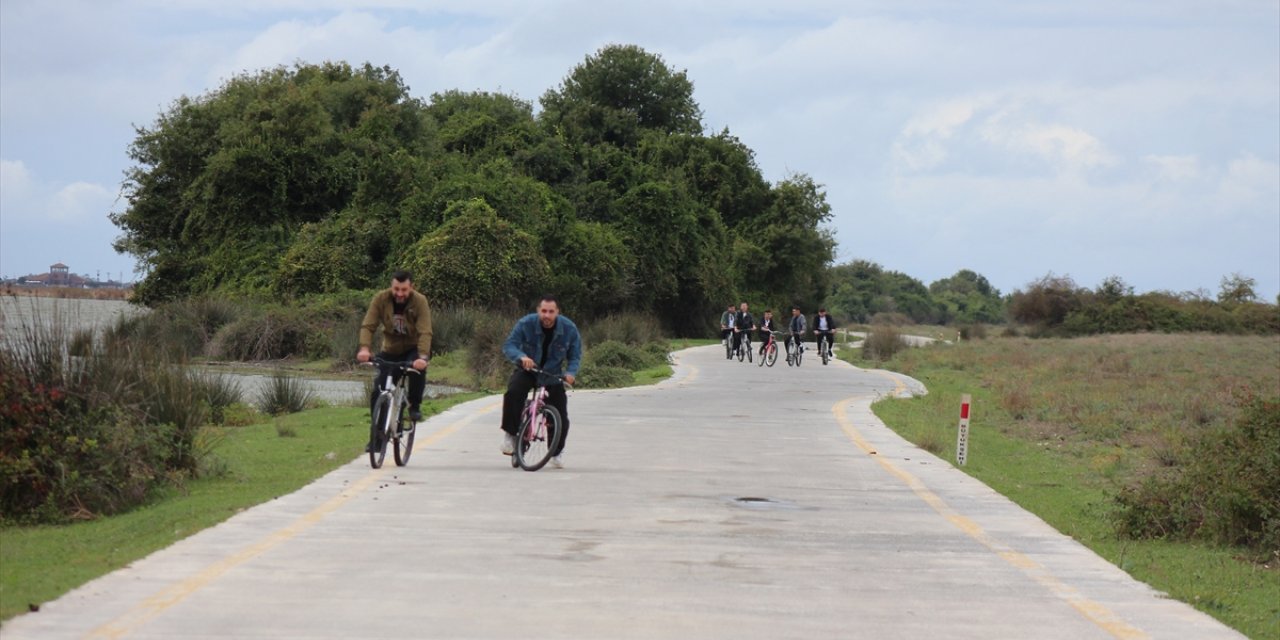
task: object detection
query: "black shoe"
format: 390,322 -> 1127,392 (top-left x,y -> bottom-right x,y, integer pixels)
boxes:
409,407 -> 423,422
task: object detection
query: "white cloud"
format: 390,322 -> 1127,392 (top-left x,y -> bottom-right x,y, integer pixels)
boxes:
979,112 -> 1115,172
1144,154 -> 1201,182
0,159 -> 33,203
48,182 -> 116,222
1218,153 -> 1280,208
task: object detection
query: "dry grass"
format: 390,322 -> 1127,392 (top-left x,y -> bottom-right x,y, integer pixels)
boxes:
2,286 -> 131,300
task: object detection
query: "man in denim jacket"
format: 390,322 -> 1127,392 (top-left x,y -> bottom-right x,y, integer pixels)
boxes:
499,295 -> 582,468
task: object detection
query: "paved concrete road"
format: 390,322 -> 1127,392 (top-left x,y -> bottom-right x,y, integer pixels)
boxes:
3,346 -> 1241,639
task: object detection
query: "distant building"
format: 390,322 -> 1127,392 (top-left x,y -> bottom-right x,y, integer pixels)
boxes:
8,263 -> 128,289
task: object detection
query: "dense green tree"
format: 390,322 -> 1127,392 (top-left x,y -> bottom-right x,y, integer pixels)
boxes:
112,47 -> 839,337
540,44 -> 703,147
929,269 -> 1006,324
114,62 -> 430,304
404,199 -> 548,308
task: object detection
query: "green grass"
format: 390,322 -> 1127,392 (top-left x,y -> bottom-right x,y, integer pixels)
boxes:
846,334 -> 1280,638
0,393 -> 484,622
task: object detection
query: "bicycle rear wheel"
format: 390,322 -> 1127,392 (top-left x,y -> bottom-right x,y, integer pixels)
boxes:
516,405 -> 562,471
369,395 -> 392,469
393,404 -> 415,466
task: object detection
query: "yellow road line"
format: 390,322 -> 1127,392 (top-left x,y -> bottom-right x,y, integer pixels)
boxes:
87,402 -> 499,640
833,399 -> 1148,640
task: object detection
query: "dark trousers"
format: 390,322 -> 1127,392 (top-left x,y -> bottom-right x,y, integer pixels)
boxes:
369,350 -> 425,415
816,331 -> 834,352
501,368 -> 570,456
787,334 -> 804,352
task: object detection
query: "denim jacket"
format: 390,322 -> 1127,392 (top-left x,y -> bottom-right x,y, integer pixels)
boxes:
502,314 -> 583,377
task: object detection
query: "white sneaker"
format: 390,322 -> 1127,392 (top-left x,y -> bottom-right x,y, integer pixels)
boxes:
550,455 -> 564,469
501,432 -> 515,455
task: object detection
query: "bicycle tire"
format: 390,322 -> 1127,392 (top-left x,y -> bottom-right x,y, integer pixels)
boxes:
765,343 -> 778,367
796,344 -> 803,366
393,403 -> 415,466
746,343 -> 753,363
757,343 -> 766,367
516,404 -> 562,471
725,338 -> 732,359
821,341 -> 829,365
369,394 -> 392,469
736,341 -> 745,362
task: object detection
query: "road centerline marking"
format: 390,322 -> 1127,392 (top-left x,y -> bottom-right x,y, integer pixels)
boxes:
86,401 -> 499,639
833,398 -> 1148,640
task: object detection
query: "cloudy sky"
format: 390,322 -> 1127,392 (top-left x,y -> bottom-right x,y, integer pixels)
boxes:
2,1 -> 1277,300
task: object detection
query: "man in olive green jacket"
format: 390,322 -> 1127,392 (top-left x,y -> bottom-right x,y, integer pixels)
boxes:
357,271 -> 432,438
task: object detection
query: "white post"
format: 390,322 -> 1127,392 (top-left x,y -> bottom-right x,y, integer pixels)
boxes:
956,394 -> 972,466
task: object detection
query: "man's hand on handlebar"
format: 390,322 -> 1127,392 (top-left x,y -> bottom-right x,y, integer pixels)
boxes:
356,347 -> 371,363
413,358 -> 428,371
520,356 -> 536,370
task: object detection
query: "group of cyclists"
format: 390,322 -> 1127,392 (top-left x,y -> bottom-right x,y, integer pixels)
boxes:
356,270 -> 843,470
719,302 -> 838,364
358,271 -> 581,469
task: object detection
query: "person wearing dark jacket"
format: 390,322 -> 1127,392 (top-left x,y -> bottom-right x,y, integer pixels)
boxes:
812,307 -> 837,359
732,302 -> 755,357
757,310 -> 777,356
499,295 -> 582,469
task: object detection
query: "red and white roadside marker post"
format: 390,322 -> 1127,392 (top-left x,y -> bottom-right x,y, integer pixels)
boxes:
956,394 -> 972,466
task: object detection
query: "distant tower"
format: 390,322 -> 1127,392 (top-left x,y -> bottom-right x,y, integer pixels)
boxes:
50,263 -> 70,286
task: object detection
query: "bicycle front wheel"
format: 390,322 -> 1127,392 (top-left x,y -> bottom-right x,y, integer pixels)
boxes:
393,404 -> 416,466
516,405 -> 562,471
765,343 -> 778,367
369,395 -> 392,469
736,342 -> 745,362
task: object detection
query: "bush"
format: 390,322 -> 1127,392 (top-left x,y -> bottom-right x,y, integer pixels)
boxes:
210,310 -> 320,361
586,340 -> 664,371
467,315 -> 513,389
256,370 -> 316,416
1115,392 -> 1280,554
192,372 -> 244,424
861,326 -> 908,361
575,364 -> 632,389
430,305 -> 487,356
581,313 -> 665,346
0,312 -> 213,523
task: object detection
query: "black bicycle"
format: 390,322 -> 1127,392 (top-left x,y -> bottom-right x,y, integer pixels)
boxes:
815,329 -> 834,365
732,328 -> 753,363
364,357 -> 421,469
785,332 -> 804,367
512,368 -> 568,472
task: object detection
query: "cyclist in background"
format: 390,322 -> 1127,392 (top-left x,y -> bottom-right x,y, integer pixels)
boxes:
787,305 -> 807,354
732,302 -> 756,357
757,309 -> 777,357
499,295 -> 582,469
357,270 -> 431,451
720,304 -> 736,359
813,307 -> 837,357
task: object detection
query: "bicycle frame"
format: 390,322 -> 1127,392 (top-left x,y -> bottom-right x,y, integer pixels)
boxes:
365,357 -> 421,468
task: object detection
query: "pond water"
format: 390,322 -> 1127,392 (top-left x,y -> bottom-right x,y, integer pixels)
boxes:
0,296 -> 142,338
0,296 -> 464,400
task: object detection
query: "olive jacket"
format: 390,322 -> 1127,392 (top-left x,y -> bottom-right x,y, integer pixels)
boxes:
359,289 -> 432,357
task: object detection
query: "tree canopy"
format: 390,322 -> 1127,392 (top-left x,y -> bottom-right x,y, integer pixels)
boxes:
112,47 -> 840,336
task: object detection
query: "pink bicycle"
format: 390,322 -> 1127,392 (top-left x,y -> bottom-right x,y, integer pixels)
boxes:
511,368 -> 566,471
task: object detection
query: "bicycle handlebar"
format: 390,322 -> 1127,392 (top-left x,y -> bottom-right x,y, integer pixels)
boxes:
363,357 -> 424,375
526,366 -> 573,387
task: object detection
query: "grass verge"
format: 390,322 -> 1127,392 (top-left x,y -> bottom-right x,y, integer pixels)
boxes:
0,392 -> 484,622
843,335 -> 1280,638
